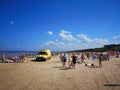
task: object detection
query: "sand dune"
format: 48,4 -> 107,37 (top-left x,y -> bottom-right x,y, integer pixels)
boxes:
0,56 -> 120,90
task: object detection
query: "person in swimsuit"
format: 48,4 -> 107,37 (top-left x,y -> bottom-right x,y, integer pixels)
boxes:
71,52 -> 77,69
98,53 -> 103,68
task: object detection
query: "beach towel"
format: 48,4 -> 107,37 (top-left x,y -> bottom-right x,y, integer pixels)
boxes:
4,60 -> 14,63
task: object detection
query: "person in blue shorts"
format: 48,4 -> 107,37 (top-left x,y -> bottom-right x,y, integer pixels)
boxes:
63,53 -> 67,68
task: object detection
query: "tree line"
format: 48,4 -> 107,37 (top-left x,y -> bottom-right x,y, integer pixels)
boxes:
69,44 -> 120,52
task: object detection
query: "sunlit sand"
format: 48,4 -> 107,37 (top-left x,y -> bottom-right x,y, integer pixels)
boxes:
0,55 -> 120,90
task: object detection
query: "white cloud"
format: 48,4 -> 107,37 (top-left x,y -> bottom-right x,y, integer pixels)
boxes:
44,40 -> 84,51
76,40 -> 81,43
77,33 -> 110,48
44,41 -> 65,51
77,33 -> 109,46
93,38 -> 108,48
77,34 -> 92,43
57,41 -> 65,45
45,41 -> 55,45
43,32 -> 110,51
47,31 -> 53,35
45,41 -> 64,46
60,30 -> 71,34
112,35 -> 120,44
59,30 -> 76,41
113,35 -> 120,39
94,38 -> 109,44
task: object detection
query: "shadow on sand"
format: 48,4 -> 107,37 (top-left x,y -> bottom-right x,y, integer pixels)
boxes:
53,66 -> 73,70
53,66 -> 63,68
115,64 -> 120,65
59,68 -> 73,70
104,83 -> 120,87
30,59 -> 46,62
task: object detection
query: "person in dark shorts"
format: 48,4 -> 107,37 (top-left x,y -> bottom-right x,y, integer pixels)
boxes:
71,52 -> 77,69
63,53 -> 67,68
98,53 -> 103,68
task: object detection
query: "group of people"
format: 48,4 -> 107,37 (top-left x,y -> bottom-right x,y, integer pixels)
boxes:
60,52 -> 78,69
59,52 -> 108,69
1,53 -> 25,63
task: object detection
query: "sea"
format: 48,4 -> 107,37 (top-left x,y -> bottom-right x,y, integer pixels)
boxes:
0,51 -> 37,58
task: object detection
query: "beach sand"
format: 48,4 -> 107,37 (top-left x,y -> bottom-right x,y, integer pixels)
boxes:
0,56 -> 120,90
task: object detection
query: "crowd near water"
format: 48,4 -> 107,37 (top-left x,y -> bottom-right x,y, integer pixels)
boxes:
0,51 -> 120,69
0,51 -> 36,63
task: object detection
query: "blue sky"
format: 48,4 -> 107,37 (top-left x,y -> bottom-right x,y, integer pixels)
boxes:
0,0 -> 120,51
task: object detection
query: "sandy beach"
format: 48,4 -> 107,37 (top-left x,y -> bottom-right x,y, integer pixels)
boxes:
0,55 -> 120,90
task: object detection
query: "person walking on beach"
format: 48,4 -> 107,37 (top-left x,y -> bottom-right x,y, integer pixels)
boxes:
63,53 -> 67,68
86,52 -> 90,60
81,53 -> 86,63
98,53 -> 104,68
19,53 -> 25,62
59,53 -> 63,66
106,52 -> 110,61
71,52 -> 77,69
67,53 -> 72,68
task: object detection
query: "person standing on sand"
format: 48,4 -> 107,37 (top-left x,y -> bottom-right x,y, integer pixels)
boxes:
59,53 -> 63,66
19,53 -> 25,62
63,53 -> 67,68
67,53 -> 72,68
81,53 -> 86,63
98,53 -> 104,68
71,52 -> 77,69
1,53 -> 6,63
86,52 -> 89,60
106,52 -> 110,61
